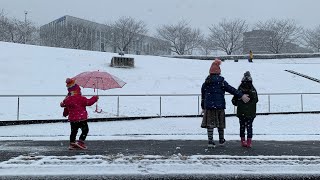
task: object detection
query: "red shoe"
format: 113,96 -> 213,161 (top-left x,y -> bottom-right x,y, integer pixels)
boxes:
247,138 -> 252,148
75,140 -> 87,149
241,137 -> 247,147
68,142 -> 78,150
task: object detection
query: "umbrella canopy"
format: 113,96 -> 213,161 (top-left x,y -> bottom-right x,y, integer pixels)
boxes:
72,71 -> 126,113
73,71 -> 126,91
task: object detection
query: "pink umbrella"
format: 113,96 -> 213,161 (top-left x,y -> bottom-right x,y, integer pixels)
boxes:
73,71 -> 126,112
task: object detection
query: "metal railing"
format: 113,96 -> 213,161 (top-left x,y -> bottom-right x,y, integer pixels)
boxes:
1,93 -> 320,121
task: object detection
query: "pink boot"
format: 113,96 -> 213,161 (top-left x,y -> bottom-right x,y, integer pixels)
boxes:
241,137 -> 247,147
247,138 -> 252,148
68,142 -> 78,150
75,140 -> 87,149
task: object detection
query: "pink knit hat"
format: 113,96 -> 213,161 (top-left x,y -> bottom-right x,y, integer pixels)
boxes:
209,58 -> 222,74
66,78 -> 81,96
66,78 -> 76,88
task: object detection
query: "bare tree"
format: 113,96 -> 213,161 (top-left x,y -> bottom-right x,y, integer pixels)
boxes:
208,19 -> 248,55
199,38 -> 216,56
156,20 -> 203,55
28,27 -> 41,45
254,19 -> 302,54
22,20 -> 37,44
0,12 -> 21,43
4,18 -> 27,43
0,10 -> 37,44
106,16 -> 147,53
302,25 -> 320,52
0,10 -> 8,41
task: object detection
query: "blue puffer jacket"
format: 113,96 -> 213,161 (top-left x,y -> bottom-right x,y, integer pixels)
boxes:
201,74 -> 243,110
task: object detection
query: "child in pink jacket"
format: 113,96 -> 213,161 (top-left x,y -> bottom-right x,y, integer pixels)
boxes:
60,78 -> 98,150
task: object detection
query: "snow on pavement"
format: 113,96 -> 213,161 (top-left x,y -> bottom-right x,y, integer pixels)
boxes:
1,154 -> 320,176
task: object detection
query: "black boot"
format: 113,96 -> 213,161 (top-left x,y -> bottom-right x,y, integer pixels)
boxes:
208,140 -> 215,148
219,138 -> 226,146
218,128 -> 225,146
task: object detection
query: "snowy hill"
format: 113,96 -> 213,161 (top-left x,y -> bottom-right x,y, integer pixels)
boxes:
0,42 -> 320,120
1,41 -> 320,95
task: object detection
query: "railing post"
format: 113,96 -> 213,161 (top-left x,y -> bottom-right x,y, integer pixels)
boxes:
197,96 -> 200,115
301,94 -> 304,112
159,96 -> 162,117
234,106 -> 236,114
117,96 -> 120,117
17,96 -> 20,120
268,95 -> 271,113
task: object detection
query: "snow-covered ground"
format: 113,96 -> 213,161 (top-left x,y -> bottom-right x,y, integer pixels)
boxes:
1,154 -> 320,176
1,42 -> 320,176
0,114 -> 320,141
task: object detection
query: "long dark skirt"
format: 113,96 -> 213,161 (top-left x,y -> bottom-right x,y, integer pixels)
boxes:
201,109 -> 226,129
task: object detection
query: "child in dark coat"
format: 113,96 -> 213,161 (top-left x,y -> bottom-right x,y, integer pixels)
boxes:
60,78 -> 98,150
232,71 -> 258,148
201,59 -> 250,148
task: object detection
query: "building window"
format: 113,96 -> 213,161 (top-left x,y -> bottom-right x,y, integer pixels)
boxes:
97,31 -> 100,39
101,43 -> 105,52
101,32 -> 105,41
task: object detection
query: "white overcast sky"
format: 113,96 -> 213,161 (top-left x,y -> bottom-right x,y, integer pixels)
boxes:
0,0 -> 319,35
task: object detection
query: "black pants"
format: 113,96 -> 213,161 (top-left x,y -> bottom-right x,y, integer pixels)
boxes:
70,121 -> 89,143
239,117 -> 254,138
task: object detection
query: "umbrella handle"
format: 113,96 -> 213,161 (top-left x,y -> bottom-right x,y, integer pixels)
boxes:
95,103 -> 102,113
94,87 -> 102,113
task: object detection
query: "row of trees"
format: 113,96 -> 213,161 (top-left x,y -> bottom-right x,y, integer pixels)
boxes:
160,18 -> 320,55
1,10 -> 320,55
157,18 -> 320,55
0,10 -> 38,45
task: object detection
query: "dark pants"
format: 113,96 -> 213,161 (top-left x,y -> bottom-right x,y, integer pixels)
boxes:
239,117 -> 254,138
70,121 -> 89,143
207,128 -> 224,141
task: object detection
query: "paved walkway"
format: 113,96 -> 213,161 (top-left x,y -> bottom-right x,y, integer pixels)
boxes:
1,140 -> 320,179
2,140 -> 320,161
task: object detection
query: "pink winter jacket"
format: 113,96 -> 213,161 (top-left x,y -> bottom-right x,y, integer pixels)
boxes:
60,95 -> 98,122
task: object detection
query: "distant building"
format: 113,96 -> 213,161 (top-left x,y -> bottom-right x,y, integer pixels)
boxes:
243,30 -> 273,54
243,30 -> 311,54
40,15 -> 170,55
